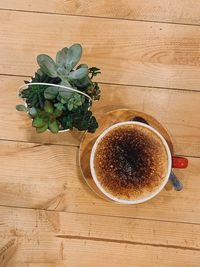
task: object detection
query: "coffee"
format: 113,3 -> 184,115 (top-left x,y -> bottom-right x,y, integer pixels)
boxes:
93,124 -> 168,201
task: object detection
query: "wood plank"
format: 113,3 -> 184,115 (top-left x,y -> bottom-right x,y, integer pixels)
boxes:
0,206 -> 200,267
0,0 -> 200,25
0,140 -> 199,224
1,75 -> 200,156
0,10 -> 200,90
2,239 -> 200,267
1,206 -> 200,250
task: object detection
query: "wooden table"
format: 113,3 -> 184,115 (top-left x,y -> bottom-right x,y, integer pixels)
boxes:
0,1 -> 200,266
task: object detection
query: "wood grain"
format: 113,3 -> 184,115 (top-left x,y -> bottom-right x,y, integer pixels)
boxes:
1,75 -> 200,156
0,206 -> 200,267
1,206 -> 200,249
2,239 -> 200,267
1,0 -> 200,25
0,10 -> 200,90
0,139 -> 199,224
0,239 -> 17,267
1,1 -> 200,266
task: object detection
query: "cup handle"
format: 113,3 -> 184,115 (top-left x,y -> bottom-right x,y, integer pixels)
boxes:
132,116 -> 188,191
172,156 -> 188,169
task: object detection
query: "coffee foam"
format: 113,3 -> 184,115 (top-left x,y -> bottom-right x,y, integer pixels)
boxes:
93,124 -> 168,201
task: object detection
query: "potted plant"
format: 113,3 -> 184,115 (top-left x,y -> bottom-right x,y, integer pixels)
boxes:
16,43 -> 101,133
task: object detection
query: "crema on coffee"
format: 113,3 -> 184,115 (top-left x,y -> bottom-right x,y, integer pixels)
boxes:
93,124 -> 168,201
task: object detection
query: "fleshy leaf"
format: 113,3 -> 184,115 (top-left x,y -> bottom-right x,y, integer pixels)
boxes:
16,104 -> 27,112
60,79 -> 72,88
29,107 -> 37,117
44,100 -> 54,114
32,117 -> 46,128
44,86 -> 59,100
54,102 -> 66,111
71,76 -> 91,88
57,66 -> 69,77
61,115 -> 73,129
49,120 -> 59,133
56,47 -> 68,67
67,101 -> 74,111
77,64 -> 88,69
68,66 -> 88,81
36,123 -> 48,133
59,89 -> 73,101
54,108 -> 63,117
60,98 -> 67,104
65,44 -> 82,71
37,54 -> 58,77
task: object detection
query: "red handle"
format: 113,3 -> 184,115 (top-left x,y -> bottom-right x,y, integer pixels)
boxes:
172,156 -> 188,169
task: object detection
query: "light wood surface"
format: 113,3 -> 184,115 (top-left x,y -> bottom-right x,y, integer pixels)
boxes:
0,1 -> 200,266
1,0 -> 200,25
1,10 -> 200,90
1,206 -> 200,267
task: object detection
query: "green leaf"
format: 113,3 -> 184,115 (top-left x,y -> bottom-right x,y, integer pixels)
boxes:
77,64 -> 88,69
60,79 -> 72,88
32,117 -> 46,128
54,102 -> 66,111
81,96 -> 85,103
48,120 -> 59,133
77,101 -> 82,106
61,115 -> 73,129
59,89 -> 73,101
67,101 -> 74,111
37,54 -> 58,78
71,76 -> 91,88
65,43 -> 82,71
68,67 -> 88,81
54,108 -> 63,117
89,67 -> 101,79
16,104 -> 27,112
60,98 -> 67,104
57,94 -> 62,102
36,123 -> 48,133
72,94 -> 83,107
57,66 -> 69,77
88,116 -> 98,133
44,86 -> 59,100
36,68 -> 43,76
61,114 -> 73,129
29,107 -> 37,117
73,93 -> 81,100
44,100 -> 54,114
56,47 -> 68,67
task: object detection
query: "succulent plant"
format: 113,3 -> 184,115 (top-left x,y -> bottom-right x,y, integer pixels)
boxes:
38,44 -> 88,90
31,101 -> 62,133
16,43 -> 101,133
19,71 -> 60,108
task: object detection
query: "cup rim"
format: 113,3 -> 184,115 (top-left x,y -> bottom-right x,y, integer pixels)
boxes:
90,121 -> 172,204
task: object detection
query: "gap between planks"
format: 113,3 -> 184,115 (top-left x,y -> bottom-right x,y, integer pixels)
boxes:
1,73 -> 200,93
0,7 -> 200,27
1,204 -> 200,227
55,235 -> 200,252
1,205 -> 200,253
